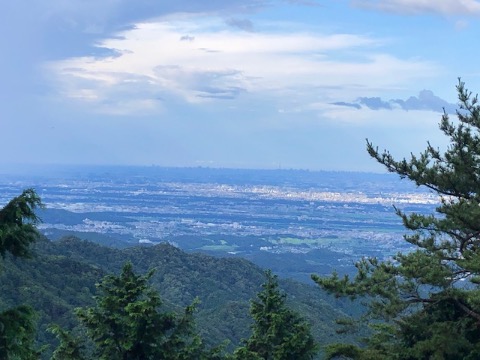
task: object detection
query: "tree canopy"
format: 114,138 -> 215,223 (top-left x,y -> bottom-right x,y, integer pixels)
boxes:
0,189 -> 43,359
64,261 -> 225,360
313,80 -> 480,359
0,188 -> 42,259
234,270 -> 318,360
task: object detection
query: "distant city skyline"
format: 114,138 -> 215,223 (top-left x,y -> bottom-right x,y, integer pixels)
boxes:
2,1 -> 480,172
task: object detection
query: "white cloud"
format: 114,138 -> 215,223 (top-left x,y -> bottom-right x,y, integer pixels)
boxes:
352,0 -> 480,16
49,14 -> 439,115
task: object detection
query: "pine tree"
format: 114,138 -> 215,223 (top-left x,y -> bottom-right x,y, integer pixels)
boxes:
234,270 -> 318,360
73,261 -> 225,360
0,189 -> 43,359
48,324 -> 87,360
0,305 -> 42,360
313,80 -> 480,359
0,188 -> 42,259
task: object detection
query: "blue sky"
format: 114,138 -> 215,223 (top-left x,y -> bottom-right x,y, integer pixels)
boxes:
2,0 -> 480,172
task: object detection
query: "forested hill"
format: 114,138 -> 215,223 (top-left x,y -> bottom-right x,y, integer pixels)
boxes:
0,235 -> 356,357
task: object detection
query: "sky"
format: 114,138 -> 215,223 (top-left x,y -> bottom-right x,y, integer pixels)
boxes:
2,0 -> 480,173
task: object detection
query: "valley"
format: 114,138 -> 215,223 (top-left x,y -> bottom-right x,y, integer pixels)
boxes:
0,166 -> 437,281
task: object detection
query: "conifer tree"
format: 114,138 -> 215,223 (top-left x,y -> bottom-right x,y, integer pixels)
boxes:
48,324 -> 87,360
234,270 -> 318,360
0,189 -> 43,359
73,261 -> 225,360
313,80 -> 480,359
0,188 -> 42,259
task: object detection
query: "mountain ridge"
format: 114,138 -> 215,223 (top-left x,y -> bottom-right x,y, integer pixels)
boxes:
0,235 -> 359,357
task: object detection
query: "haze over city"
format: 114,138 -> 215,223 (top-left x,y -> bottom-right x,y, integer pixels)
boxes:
3,0 -> 480,172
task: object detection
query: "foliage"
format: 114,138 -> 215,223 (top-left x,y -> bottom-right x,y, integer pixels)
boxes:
46,237 -> 351,349
72,261 -> 224,360
313,80 -> 480,359
0,188 -> 43,259
0,189 -> 43,359
234,270 -> 318,360
0,234 -> 354,358
0,305 -> 42,360
48,324 -> 87,360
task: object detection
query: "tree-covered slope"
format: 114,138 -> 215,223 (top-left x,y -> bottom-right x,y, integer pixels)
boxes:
0,235 -> 356,356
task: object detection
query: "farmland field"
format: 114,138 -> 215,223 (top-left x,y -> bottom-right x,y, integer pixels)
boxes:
0,166 -> 436,282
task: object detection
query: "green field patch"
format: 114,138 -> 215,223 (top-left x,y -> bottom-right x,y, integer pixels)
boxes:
268,237 -> 356,248
199,244 -> 239,252
270,237 -> 319,245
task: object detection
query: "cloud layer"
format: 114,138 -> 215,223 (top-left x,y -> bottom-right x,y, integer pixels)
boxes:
333,90 -> 457,113
2,0 -> 471,171
352,0 -> 480,16
50,14 -> 438,115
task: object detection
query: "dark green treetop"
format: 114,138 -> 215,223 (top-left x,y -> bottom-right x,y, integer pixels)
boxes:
0,188 -> 43,259
313,80 -> 480,359
71,261 -> 225,360
0,305 -> 42,360
48,324 -> 87,360
234,270 -> 318,360
0,189 -> 43,360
